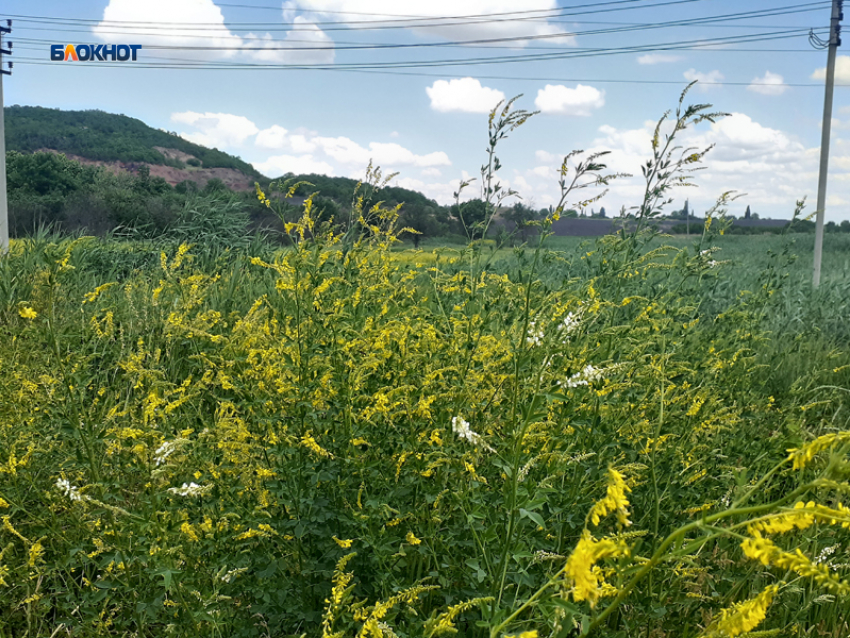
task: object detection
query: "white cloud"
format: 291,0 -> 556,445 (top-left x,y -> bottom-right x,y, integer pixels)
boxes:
683,68 -> 724,90
171,111 -> 259,148
207,114 -> 456,181
290,134 -> 318,153
292,1 -> 575,46
812,55 -> 850,83
255,125 -> 290,150
534,84 -> 605,116
579,113 -> 821,217
512,175 -> 532,194
95,0 -> 334,64
426,78 -> 506,114
243,17 -> 334,65
253,154 -> 335,177
536,150 -> 558,163
392,176 -> 469,205
311,136 -> 450,168
637,54 -> 683,65
93,0 -> 242,59
748,71 -> 787,96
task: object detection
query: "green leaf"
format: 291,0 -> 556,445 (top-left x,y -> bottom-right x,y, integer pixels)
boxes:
519,508 -> 545,528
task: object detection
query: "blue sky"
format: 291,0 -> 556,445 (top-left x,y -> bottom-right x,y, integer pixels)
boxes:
4,0 -> 850,221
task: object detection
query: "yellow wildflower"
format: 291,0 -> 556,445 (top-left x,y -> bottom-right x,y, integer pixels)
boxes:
747,501 -> 815,536
405,531 -> 422,546
564,530 -> 629,607
180,522 -> 199,542
588,468 -> 631,527
333,536 -> 354,549
741,536 -> 850,596
701,584 -> 778,637
787,431 -> 850,470
301,431 -> 333,459
28,541 -> 44,567
18,306 -> 37,320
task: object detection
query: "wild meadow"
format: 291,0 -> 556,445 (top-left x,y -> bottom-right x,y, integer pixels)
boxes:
1,89 -> 849,638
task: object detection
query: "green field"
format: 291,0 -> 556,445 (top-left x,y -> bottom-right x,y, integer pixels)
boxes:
1,209 -> 849,638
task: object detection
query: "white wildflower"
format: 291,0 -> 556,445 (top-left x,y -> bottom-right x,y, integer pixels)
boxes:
167,482 -> 213,498
451,416 -> 495,452
153,439 -> 181,466
558,364 -> 605,389
220,567 -> 249,583
56,478 -> 84,502
707,260 -> 718,268
815,545 -> 838,566
559,312 -> 580,342
526,321 -> 544,346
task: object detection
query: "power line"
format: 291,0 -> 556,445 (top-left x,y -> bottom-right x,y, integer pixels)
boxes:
14,54 -> 841,88
5,0 -> 720,30
10,30 -> 821,71
18,11 -> 829,53
8,0 -> 829,34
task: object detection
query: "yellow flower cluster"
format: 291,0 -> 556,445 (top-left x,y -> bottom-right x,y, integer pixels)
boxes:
564,530 -> 629,606
787,431 -> 850,469
588,468 -> 631,527
322,553 -> 356,638
301,432 -> 333,459
405,531 -> 421,546
741,536 -> 850,596
747,501 -> 816,536
333,536 -> 354,549
701,584 -> 778,638
422,597 -> 494,637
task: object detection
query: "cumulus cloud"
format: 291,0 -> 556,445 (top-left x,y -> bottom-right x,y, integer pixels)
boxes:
475,112 -> 850,221
534,84 -> 605,116
812,55 -> 850,83
243,17 -> 334,65
637,54 -> 683,65
171,112 -> 259,148
748,71 -> 787,96
313,137 -> 450,167
426,78 -> 506,114
578,113 -> 819,217
253,154 -> 335,177
291,0 -> 575,46
255,125 -> 290,150
93,0 -> 241,59
94,0 -> 334,64
683,68 -> 724,90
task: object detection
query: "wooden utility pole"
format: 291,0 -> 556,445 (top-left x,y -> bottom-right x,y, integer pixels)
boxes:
813,0 -> 843,287
0,20 -> 11,254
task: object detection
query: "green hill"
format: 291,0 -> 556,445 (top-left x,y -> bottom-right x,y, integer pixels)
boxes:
4,105 -> 263,178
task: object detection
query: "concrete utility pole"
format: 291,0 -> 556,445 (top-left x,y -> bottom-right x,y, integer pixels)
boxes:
813,0 -> 843,287
0,20 -> 11,254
